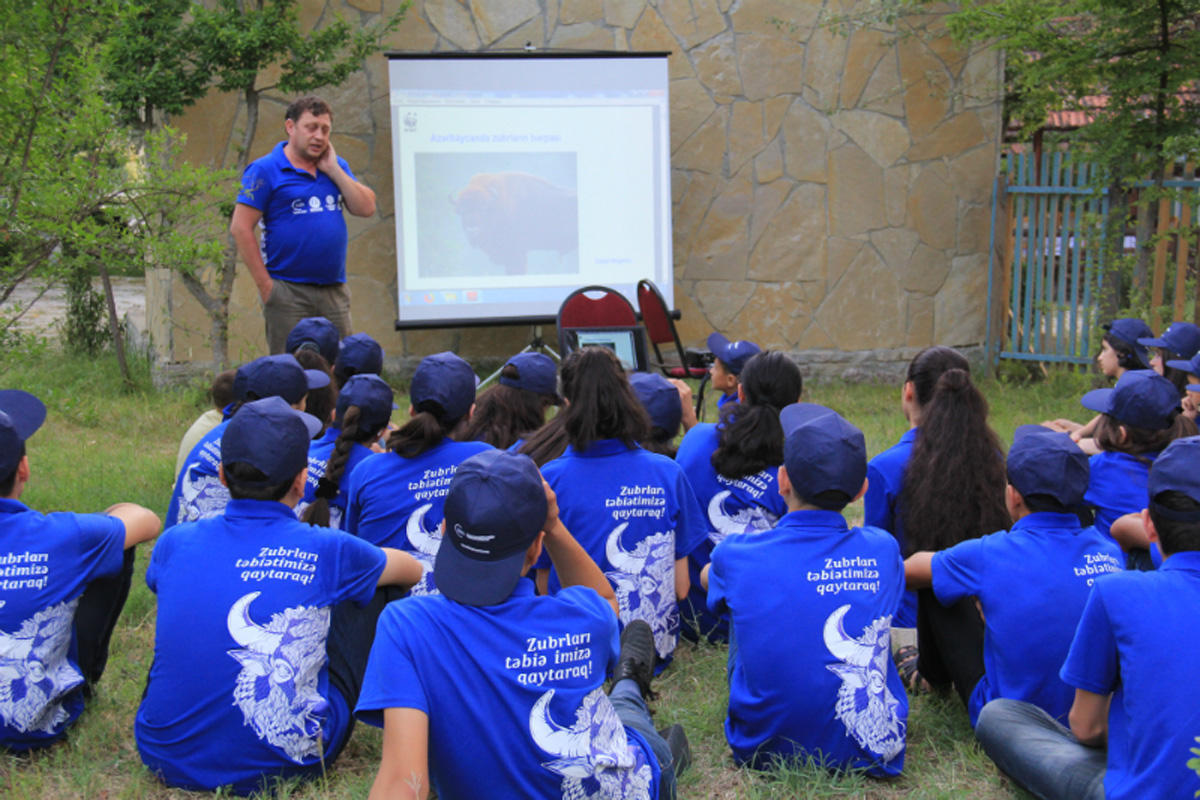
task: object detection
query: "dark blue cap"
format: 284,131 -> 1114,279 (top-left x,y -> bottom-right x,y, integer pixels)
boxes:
780,402 -> 867,501
707,332 -> 761,375
1147,436 -> 1200,521
629,372 -> 682,436
233,354 -> 330,405
0,390 -> 47,478
499,352 -> 558,397
336,374 -> 395,433
411,352 -> 477,422
1104,318 -> 1152,367
1165,352 -> 1200,377
285,317 -> 339,365
335,333 -> 384,378
1138,321 -> 1200,360
1008,425 -> 1090,507
221,397 -> 322,485
1080,369 -> 1180,431
435,450 -> 548,606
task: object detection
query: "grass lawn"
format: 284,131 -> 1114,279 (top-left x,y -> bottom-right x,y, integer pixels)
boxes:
0,340 -> 1097,798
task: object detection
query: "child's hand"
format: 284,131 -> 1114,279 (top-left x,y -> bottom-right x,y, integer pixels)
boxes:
1183,395 -> 1198,419
669,379 -> 698,431
541,478 -> 560,535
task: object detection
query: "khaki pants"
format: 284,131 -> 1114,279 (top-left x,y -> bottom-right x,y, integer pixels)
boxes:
264,279 -> 352,355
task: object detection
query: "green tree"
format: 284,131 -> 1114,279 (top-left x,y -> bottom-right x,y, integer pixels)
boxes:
102,0 -> 405,368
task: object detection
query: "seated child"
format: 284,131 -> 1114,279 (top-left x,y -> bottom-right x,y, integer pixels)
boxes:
0,390 -> 161,751
1139,320 -> 1200,396
356,449 -> 686,800
975,434 -> 1200,800
136,397 -> 421,794
706,332 -> 760,409
904,425 -> 1123,727
332,332 -> 384,389
285,316 -> 339,365
703,402 -> 907,774
167,354 -> 330,527
629,371 -> 690,457
174,369 -> 235,479
1165,351 -> 1200,419
464,352 -> 560,450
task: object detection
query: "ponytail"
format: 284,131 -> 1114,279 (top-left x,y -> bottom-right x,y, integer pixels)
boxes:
711,351 -> 802,479
301,406 -> 374,526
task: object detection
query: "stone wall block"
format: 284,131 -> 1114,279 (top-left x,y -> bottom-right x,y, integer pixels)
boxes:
672,171 -> 719,264
456,325 -> 531,359
739,282 -> 809,348
840,28 -> 888,109
694,278 -> 755,331
348,274 -> 402,345
401,327 -> 458,356
496,18 -> 546,47
899,37 -> 950,139
738,33 -> 806,101
832,109 -> 910,168
815,245 -> 906,350
672,105 -> 727,173
906,293 -> 934,345
782,102 -> 831,183
934,253 -> 988,345
883,165 -> 908,227
425,0 -> 482,48
561,0 -> 602,24
692,33 -> 742,101
299,0 -> 328,32
957,203 -> 989,256
657,0 -> 725,48
754,139 -> 783,183
949,143 -> 997,206
632,7 -> 693,79
900,241 -> 951,294
729,100 -> 767,175
177,92 -> 239,167
347,0 -> 382,11
671,282 -> 712,344
764,95 -> 791,139
869,227 -> 918,276
827,143 -> 886,238
859,49 -> 906,117
380,4 -> 439,51
730,0 -> 820,40
802,26 -> 847,110
797,320 -> 835,349
749,178 -> 791,246
962,47 -> 1003,107
685,174 -> 752,280
907,111 -> 987,162
549,21 -> 613,48
825,236 -> 864,289
605,0 -> 645,28
670,78 -> 718,149
467,0 -> 539,41
322,73 -> 374,134
906,161 -> 956,251
748,182 -> 827,283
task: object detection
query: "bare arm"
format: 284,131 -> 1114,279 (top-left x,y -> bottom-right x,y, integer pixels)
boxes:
1068,688 -> 1110,747
674,556 -> 689,601
904,551 -> 934,590
104,503 -> 162,549
229,203 -> 272,303
700,562 -> 710,591
377,548 -> 424,589
669,379 -> 698,432
317,142 -> 376,217
368,707 -> 430,800
1071,413 -> 1102,441
1109,512 -> 1151,551
541,480 -> 618,617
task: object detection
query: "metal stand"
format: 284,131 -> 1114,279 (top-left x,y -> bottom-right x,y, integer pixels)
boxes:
478,325 -> 560,389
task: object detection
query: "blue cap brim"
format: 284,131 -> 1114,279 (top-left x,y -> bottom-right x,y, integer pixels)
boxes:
304,369 -> 331,390
1080,387 -> 1113,415
1165,359 -> 1195,373
1138,336 -> 1168,349
0,390 -> 47,441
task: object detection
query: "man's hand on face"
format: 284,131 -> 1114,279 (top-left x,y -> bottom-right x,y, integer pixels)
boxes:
315,139 -> 338,176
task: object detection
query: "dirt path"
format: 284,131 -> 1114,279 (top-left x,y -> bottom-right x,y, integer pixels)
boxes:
3,277 -> 146,340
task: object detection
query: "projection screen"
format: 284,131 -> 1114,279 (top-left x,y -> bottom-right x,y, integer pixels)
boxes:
387,52 -> 673,326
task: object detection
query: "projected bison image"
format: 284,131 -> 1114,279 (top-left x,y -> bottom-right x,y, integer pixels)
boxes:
451,172 -> 578,275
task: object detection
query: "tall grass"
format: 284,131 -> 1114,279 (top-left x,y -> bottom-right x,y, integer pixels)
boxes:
0,341 -> 1081,798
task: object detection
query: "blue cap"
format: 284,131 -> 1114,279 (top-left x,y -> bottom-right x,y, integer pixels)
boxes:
499,352 -> 558,397
629,372 -> 682,436
335,333 -> 384,378
1138,321 -> 1200,360
221,397 -> 322,485
780,402 -> 867,501
707,332 -> 761,375
1147,436 -> 1200,521
233,354 -> 330,405
285,317 -> 339,365
0,390 -> 47,478
435,450 -> 548,606
1008,425 -> 1090,507
1081,369 -> 1180,431
336,374 -> 395,433
1104,318 -> 1152,367
1165,352 -> 1200,377
411,352 -> 477,422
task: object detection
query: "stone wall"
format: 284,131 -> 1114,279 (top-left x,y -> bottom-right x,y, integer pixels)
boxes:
154,0 -> 1002,381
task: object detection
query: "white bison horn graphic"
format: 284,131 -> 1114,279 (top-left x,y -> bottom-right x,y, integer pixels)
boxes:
529,689 -> 592,765
823,604 -> 874,667
227,591 -> 284,654
406,503 -> 439,556
605,523 -> 644,574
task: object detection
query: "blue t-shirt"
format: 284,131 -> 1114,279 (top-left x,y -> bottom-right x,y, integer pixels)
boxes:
236,141 -> 354,285
0,499 -> 125,750
356,581 -> 660,800
1084,450 -> 1157,540
708,509 -> 907,775
295,428 -> 374,530
674,423 -> 786,643
1060,551 -> 1200,800
343,439 -> 492,595
167,420 -> 231,528
931,512 -> 1124,726
864,428 -> 919,628
135,499 -> 386,793
537,440 -> 708,670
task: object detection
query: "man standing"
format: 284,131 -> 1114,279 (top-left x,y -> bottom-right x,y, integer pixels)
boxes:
230,96 -> 376,353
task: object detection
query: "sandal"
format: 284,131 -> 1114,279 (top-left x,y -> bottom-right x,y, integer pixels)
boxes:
894,645 -> 930,694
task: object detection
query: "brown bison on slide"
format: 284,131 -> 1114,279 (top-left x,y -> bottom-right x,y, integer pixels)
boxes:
451,172 -> 579,275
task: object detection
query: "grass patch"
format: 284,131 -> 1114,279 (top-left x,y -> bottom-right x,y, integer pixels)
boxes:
0,343 -> 1074,798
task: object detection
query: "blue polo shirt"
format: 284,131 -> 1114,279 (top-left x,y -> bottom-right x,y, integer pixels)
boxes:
537,440 -> 708,671
674,423 -> 786,643
343,440 -> 492,595
0,499 -> 126,750
356,582 -> 660,800
864,428 -> 918,627
1084,450 -> 1158,540
237,141 -> 353,285
167,420 -> 230,528
931,512 -> 1123,726
1060,551 -> 1200,800
135,499 -> 385,794
296,428 -> 374,530
708,510 -> 907,774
